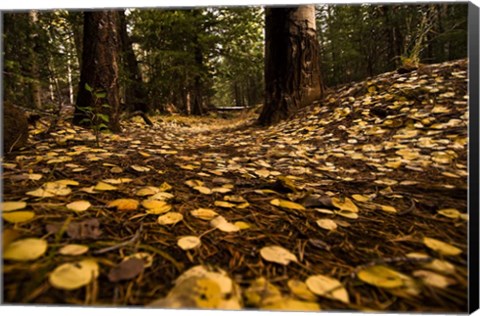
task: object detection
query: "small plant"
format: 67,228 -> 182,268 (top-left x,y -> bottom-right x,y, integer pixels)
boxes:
78,83 -> 111,147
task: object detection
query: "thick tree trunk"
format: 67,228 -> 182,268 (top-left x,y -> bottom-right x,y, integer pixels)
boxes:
259,5 -> 323,126
73,11 -> 122,133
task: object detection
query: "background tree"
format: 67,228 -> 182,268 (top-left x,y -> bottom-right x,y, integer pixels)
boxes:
316,4 -> 468,87
129,7 -> 264,114
73,11 -> 122,133
259,5 -> 323,126
117,10 -> 152,125
2,4 -> 467,122
3,10 -> 80,110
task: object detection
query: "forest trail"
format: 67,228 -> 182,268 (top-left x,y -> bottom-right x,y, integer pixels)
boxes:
2,59 -> 468,311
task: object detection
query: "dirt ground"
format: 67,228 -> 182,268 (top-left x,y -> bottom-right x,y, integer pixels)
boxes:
2,59 -> 469,312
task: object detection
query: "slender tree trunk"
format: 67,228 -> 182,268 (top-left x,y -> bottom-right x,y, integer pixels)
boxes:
117,10 -> 152,125
73,10 -> 122,133
29,10 -> 42,109
66,11 -> 84,68
259,5 -> 323,126
191,36 -> 204,116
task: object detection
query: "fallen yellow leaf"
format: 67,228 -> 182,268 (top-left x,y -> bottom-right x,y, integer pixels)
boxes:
66,200 -> 91,212
270,199 -> 305,211
108,199 -> 139,211
1,201 -> 27,212
2,211 -> 35,223
4,238 -> 48,261
332,197 -> 358,213
423,237 -> 462,256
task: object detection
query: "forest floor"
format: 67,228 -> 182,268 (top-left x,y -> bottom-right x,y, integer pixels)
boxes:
2,59 -> 469,312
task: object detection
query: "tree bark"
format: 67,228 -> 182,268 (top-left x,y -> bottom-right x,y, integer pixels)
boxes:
66,11 -> 84,68
259,5 -> 323,126
73,10 -> 122,133
117,10 -> 152,125
29,10 -> 42,109
190,31 -> 205,116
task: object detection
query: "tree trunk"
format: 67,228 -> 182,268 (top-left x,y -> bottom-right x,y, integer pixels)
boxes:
190,36 -> 204,116
259,5 -> 323,126
117,10 -> 152,125
29,10 -> 42,109
73,11 -> 122,133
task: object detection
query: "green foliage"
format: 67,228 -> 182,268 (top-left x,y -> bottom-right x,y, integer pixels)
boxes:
316,4 -> 468,87
78,84 -> 110,147
3,10 -> 80,109
129,7 -> 264,112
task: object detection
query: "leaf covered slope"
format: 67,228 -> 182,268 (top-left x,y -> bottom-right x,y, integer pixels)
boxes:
2,59 -> 468,311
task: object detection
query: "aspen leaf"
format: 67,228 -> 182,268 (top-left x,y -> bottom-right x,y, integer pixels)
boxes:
49,259 -> 99,290
131,165 -> 151,172
191,208 -> 218,220
150,277 -> 222,308
264,298 -> 321,311
270,199 -> 305,211
224,195 -> 246,203
210,216 -> 240,232
66,200 -> 91,212
178,236 -> 202,250
212,187 -> 232,193
4,238 -> 47,261
142,200 -> 172,214
332,197 -> 358,213
315,208 -> 335,214
179,164 -> 198,170
102,178 -> 133,184
316,219 -> 337,231
287,279 -> 317,302
54,179 -> 79,186
244,277 -> 282,306
437,208 -> 461,219
149,192 -> 174,200
159,182 -> 172,191
2,201 -> 27,212
378,204 -> 397,213
136,186 -> 160,196
94,182 -> 118,191
260,245 -> 297,265
406,252 -> 430,259
357,265 -> 408,288
58,244 -> 89,256
27,183 -> 71,197
123,252 -> 154,268
306,274 -> 349,304
108,199 -> 139,211
27,173 -> 43,180
423,259 -> 456,275
254,189 -> 279,195
423,237 -> 462,256
351,194 -> 369,202
185,179 -> 204,188
158,212 -> 183,225
234,221 -> 251,230
412,270 -> 455,288
175,265 -> 233,294
2,211 -> 35,223
194,186 -> 212,195
214,201 -> 236,208
255,169 -> 270,178
2,229 -> 21,249
335,210 -> 358,219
